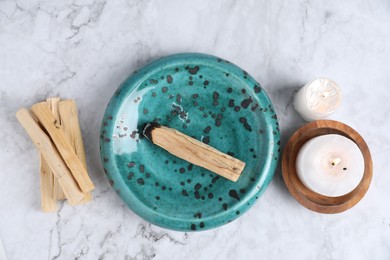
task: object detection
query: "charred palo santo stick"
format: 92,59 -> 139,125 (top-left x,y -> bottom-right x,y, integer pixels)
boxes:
16,108 -> 84,204
46,97 -> 66,201
59,100 -> 92,204
143,123 -> 246,182
31,102 -> 95,193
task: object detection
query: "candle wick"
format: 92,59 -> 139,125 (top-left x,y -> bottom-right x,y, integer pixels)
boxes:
322,91 -> 330,98
331,157 -> 341,167
343,167 -> 347,171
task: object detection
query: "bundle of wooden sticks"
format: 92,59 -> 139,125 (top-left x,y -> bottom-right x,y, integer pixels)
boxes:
16,98 -> 94,212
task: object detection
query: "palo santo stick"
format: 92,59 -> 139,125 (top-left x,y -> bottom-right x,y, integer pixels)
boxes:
16,108 -> 84,204
143,123 -> 246,182
31,102 -> 95,193
39,154 -> 57,212
37,97 -> 62,211
59,100 -> 92,204
46,97 -> 66,201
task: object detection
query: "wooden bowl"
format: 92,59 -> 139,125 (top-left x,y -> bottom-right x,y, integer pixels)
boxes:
282,120 -> 373,213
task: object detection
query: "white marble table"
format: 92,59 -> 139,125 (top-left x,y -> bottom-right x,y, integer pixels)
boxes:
1,0 -> 389,259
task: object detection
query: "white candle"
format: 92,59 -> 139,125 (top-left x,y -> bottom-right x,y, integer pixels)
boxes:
294,78 -> 342,121
296,134 -> 364,197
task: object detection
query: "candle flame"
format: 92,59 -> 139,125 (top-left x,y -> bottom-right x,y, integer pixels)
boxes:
322,91 -> 330,98
331,157 -> 341,167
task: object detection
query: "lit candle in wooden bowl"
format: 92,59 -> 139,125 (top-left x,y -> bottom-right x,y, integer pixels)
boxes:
282,120 -> 373,214
296,134 -> 364,197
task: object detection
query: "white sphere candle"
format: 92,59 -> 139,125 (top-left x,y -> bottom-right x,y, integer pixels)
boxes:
296,134 -> 364,197
294,78 -> 342,121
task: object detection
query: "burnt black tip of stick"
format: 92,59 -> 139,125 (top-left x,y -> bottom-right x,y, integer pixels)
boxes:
142,122 -> 161,142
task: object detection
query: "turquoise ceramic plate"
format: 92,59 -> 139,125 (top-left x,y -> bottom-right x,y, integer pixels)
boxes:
100,53 -> 280,231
